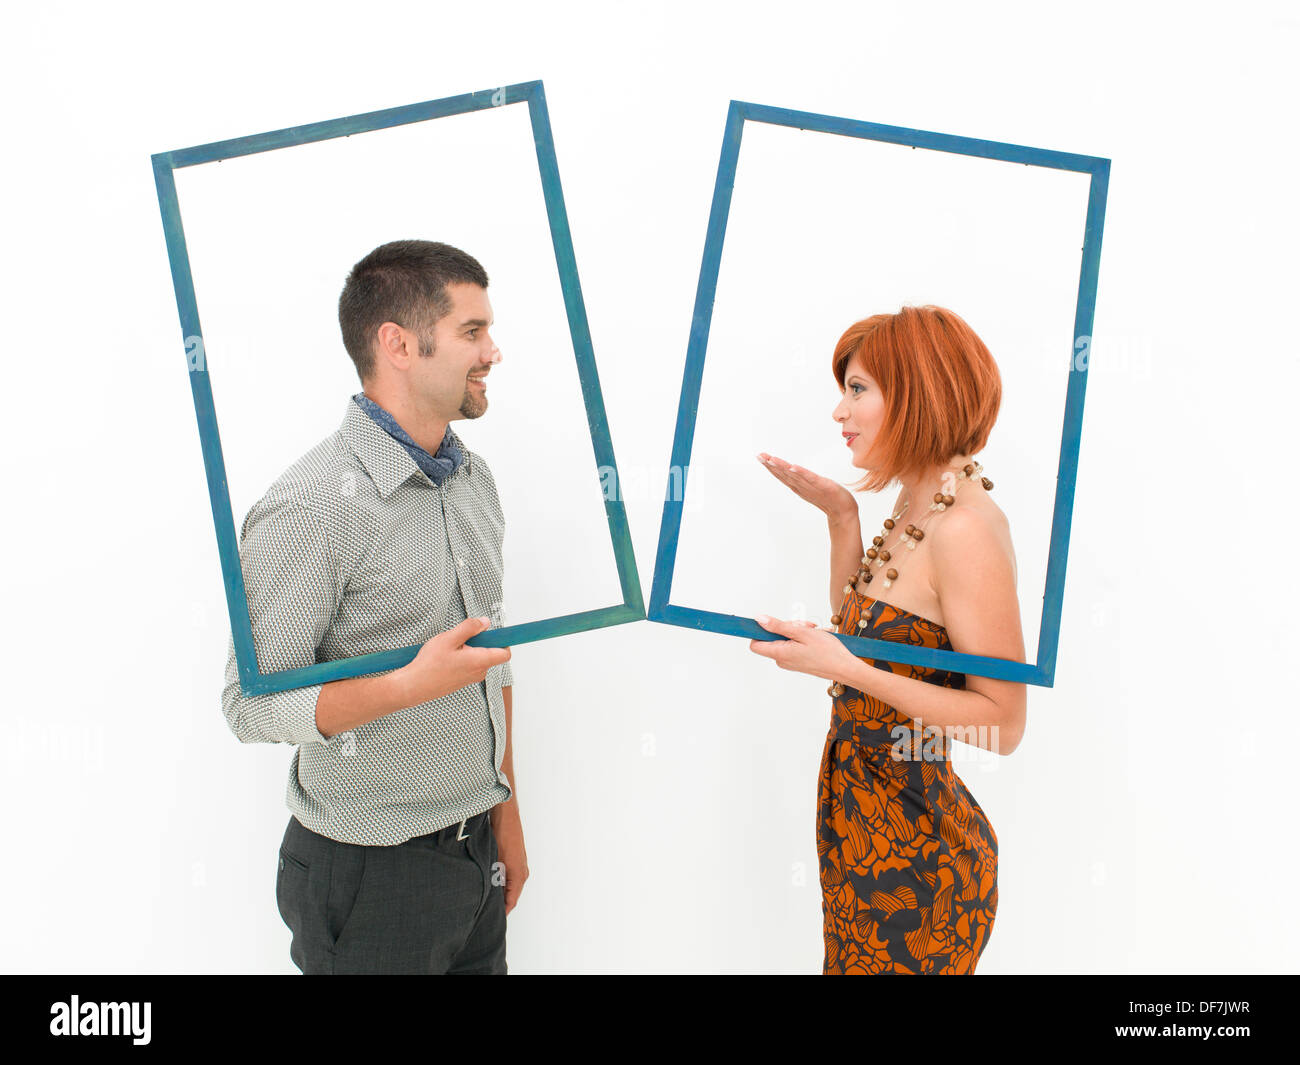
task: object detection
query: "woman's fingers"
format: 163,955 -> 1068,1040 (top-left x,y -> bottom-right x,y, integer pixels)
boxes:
758,453 -> 801,479
757,454 -> 797,486
757,453 -> 825,505
766,453 -> 800,475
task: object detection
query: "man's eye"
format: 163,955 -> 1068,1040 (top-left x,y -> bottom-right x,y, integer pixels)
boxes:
468,329 -> 478,338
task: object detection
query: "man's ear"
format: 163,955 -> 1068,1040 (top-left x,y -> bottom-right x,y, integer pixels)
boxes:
372,321 -> 413,371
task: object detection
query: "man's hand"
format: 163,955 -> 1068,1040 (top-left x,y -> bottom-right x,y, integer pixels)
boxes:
397,616 -> 511,707
492,803 -> 529,916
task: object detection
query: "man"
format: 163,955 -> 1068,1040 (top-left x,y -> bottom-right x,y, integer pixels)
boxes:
220,239 -> 526,974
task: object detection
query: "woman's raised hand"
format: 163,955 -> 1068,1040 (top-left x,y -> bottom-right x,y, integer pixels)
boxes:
756,453 -> 857,523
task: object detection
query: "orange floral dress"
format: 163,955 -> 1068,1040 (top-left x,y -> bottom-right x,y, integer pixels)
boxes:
818,585 -> 999,974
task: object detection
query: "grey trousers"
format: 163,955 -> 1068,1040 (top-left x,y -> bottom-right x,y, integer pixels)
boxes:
275,809 -> 507,974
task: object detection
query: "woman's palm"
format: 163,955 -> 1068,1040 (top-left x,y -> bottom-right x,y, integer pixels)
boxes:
757,452 -> 856,520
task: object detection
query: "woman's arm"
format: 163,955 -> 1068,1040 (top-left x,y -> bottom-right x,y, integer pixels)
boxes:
841,506 -> 1027,755
753,455 -> 862,616
827,510 -> 865,616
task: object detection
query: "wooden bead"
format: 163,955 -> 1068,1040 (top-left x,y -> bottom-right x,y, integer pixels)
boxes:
981,477 -> 994,490
883,518 -> 894,529
830,614 -> 842,626
866,547 -> 878,559
879,550 -> 891,562
886,568 -> 897,580
872,535 -> 884,546
912,528 -> 924,541
943,494 -> 954,506
933,492 -> 945,504
905,524 -> 915,534
964,464 -> 974,476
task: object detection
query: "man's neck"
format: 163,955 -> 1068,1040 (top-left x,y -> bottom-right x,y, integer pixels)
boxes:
362,388 -> 449,456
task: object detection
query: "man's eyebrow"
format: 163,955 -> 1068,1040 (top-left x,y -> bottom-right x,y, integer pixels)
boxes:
460,318 -> 492,328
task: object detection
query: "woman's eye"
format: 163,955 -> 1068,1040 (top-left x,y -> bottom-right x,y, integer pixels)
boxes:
850,383 -> 864,394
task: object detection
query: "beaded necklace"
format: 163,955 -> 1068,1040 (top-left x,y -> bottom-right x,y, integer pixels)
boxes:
827,461 -> 993,698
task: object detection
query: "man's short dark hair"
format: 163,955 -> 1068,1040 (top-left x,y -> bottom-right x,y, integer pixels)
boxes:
338,240 -> 489,382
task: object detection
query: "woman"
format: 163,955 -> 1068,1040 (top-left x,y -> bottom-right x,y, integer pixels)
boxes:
750,304 -> 1026,975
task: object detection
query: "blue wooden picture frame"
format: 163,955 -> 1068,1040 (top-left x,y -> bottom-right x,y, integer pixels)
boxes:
153,80 -> 644,697
648,100 -> 1110,688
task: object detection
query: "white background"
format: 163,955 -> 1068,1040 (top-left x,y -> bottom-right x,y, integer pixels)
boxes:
2,0 -> 1296,974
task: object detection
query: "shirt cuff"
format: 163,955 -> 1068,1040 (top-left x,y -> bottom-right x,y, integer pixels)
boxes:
277,683 -> 329,746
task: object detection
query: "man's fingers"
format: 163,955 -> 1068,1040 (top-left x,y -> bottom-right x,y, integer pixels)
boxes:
445,615 -> 491,647
504,871 -> 527,915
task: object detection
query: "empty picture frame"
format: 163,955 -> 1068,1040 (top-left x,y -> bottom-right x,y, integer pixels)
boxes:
153,80 -> 644,697
648,100 -> 1110,687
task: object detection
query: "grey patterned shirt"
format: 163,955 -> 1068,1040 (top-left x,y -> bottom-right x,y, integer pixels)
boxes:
220,395 -> 513,845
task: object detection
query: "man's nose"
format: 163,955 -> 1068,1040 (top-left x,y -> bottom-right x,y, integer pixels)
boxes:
485,341 -> 502,365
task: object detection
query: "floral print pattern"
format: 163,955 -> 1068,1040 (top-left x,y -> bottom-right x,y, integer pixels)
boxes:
818,586 -> 998,974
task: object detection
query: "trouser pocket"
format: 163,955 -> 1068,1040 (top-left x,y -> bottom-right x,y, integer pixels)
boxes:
275,817 -> 365,970
275,846 -> 310,934
324,846 -> 366,953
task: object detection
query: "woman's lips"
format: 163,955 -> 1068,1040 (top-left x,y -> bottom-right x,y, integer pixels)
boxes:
844,433 -> 858,446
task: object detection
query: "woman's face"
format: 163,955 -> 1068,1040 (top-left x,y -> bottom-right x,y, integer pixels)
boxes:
832,351 -> 886,468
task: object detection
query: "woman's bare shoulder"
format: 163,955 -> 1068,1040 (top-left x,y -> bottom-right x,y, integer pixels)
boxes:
928,490 -> 1016,576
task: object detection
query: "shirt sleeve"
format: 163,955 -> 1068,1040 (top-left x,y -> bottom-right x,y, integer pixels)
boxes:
474,451 -> 513,690
220,500 -> 342,746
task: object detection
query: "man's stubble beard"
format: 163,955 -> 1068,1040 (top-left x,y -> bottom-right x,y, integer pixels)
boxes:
420,333 -> 486,420
459,388 -> 487,419
457,382 -> 488,418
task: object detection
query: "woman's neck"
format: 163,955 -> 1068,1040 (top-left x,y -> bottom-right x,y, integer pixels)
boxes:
893,452 -> 977,515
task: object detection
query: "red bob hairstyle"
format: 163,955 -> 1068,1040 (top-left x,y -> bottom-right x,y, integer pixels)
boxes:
832,305 -> 1002,494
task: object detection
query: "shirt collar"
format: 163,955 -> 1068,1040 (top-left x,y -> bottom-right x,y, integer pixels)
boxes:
341,394 -> 472,498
